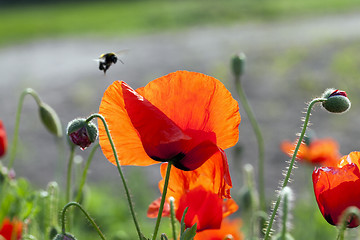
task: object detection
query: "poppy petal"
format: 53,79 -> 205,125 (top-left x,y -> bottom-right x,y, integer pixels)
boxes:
313,163 -> 360,227
172,140 -> 219,171
159,149 -> 232,203
121,82 -> 191,161
137,71 -> 240,150
147,197 -> 170,218
99,81 -> 157,166
175,186 -> 223,231
194,218 -> 243,240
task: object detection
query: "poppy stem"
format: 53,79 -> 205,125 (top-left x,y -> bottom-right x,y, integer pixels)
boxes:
264,98 -> 326,240
66,145 -> 75,203
86,113 -> 144,240
337,206 -> 360,240
8,88 -> 42,170
169,197 -> 177,240
60,202 -> 106,240
75,143 -> 99,203
235,77 -> 266,216
152,162 -> 172,240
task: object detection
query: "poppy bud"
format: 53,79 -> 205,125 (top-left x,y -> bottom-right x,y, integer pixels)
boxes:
49,226 -> 59,239
53,233 -> 77,240
39,102 -> 63,137
321,88 -> 351,113
0,120 -> 7,158
231,53 -> 246,79
67,118 -> 98,150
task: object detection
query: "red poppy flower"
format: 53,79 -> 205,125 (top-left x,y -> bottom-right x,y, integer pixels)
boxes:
0,120 -> 7,158
281,138 -> 340,166
98,71 -> 240,171
194,218 -> 243,240
313,152 -> 360,227
0,218 -> 22,240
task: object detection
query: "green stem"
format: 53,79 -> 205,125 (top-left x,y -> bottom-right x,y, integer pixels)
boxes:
169,197 -> 177,240
152,162 -> 172,240
264,98 -> 326,240
87,113 -> 143,239
60,202 -> 106,240
235,78 -> 266,213
8,88 -> 42,169
75,143 -> 99,203
66,145 -> 76,203
336,207 -> 360,240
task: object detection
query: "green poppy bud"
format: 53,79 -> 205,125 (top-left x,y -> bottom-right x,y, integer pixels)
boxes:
39,102 -> 63,137
66,118 -> 98,150
231,53 -> 246,79
53,233 -> 77,240
321,89 -> 351,113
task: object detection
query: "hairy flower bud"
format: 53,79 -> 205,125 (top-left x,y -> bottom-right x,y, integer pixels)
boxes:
231,53 -> 246,79
39,102 -> 63,137
67,118 -> 98,150
53,233 -> 77,240
321,88 -> 351,113
0,120 -> 7,158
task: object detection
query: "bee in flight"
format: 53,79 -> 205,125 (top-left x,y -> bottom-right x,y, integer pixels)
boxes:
95,50 -> 128,74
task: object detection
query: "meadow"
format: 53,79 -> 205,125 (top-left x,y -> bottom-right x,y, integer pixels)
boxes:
1,1 -> 360,239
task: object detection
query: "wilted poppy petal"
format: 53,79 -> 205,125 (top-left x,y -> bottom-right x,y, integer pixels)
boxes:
121,82 -> 192,161
147,197 -> 170,218
99,81 -> 157,166
313,161 -> 360,227
137,71 -> 240,150
175,186 -> 223,231
194,218 -> 244,240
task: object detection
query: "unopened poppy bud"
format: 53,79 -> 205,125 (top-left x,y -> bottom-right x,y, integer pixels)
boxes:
0,120 -> 7,158
321,88 -> 351,113
231,53 -> 246,79
39,102 -> 63,137
53,233 -> 77,240
67,118 -> 98,150
49,226 -> 59,239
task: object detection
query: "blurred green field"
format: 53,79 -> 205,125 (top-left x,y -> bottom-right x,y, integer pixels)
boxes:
1,0 -> 360,46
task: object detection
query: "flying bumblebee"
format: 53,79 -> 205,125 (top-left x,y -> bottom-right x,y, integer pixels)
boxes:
95,50 -> 128,74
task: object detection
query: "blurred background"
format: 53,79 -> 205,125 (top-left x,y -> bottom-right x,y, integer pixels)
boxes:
1,0 -> 360,239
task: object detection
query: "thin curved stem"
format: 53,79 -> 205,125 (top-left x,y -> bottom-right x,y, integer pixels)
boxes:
60,202 -> 106,240
337,207 -> 360,240
87,113 -> 143,239
264,98 -> 326,240
75,143 -> 99,203
152,162 -> 172,240
8,88 -> 42,169
235,78 -> 266,213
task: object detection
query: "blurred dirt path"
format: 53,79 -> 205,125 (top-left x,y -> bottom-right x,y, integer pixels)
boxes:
0,11 -> 360,189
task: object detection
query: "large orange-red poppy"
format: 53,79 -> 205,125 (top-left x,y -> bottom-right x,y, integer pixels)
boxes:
0,218 -> 22,240
98,71 -> 240,170
281,138 -> 340,166
0,120 -> 7,158
313,152 -> 360,227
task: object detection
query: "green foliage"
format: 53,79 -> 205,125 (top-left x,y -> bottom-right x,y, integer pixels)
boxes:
1,0 -> 360,46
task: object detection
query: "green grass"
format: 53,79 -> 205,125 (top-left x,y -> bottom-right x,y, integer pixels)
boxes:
1,0 -> 360,46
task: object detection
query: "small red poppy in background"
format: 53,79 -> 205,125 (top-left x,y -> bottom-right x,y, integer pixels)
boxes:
281,138 -> 340,166
0,120 -> 7,158
0,218 -> 22,240
313,152 -> 360,227
194,218 -> 244,240
98,71 -> 240,171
